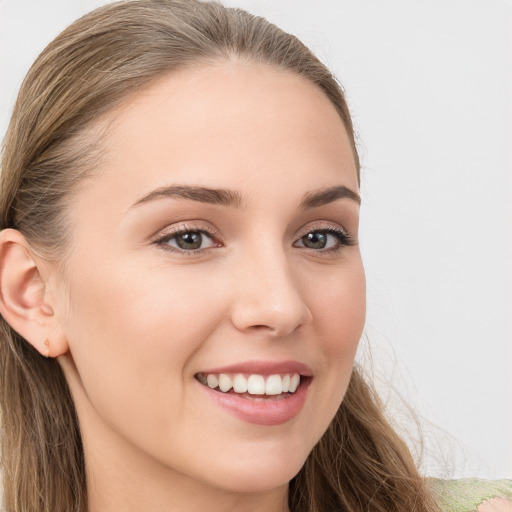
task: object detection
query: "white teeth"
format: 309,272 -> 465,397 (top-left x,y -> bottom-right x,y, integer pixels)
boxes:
218,374 -> 232,392
289,374 -> 300,393
200,372 -> 303,396
206,374 -> 219,389
247,374 -> 266,395
265,374 -> 283,395
281,374 -> 291,392
233,374 -> 248,393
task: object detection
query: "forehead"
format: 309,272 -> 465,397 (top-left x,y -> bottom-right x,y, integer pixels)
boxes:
82,61 -> 358,208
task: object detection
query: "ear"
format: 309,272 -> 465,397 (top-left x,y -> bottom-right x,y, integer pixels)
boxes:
0,228 -> 68,358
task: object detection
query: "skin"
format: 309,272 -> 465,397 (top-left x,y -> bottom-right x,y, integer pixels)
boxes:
478,500 -> 512,512
1,62 -> 365,512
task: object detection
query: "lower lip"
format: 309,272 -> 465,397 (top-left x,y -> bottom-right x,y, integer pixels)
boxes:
197,378 -> 311,426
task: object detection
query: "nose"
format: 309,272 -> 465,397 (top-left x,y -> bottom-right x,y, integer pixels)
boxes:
229,248 -> 313,337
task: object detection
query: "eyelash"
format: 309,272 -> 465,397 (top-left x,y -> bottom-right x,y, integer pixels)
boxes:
153,223 -> 356,256
294,226 -> 356,255
153,224 -> 221,255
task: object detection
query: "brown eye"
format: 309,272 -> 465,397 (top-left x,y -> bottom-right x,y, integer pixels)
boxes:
294,228 -> 354,252
301,232 -> 328,249
161,230 -> 217,252
175,231 -> 203,250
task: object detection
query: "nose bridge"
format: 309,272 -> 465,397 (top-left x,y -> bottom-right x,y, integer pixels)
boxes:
230,241 -> 312,335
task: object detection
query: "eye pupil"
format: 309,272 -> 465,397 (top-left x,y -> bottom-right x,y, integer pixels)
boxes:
177,231 -> 202,250
302,232 -> 327,249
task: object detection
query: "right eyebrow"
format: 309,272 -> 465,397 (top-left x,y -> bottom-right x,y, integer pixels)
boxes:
129,185 -> 244,209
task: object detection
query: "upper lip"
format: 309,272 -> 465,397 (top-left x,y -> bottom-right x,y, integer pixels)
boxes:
197,360 -> 313,377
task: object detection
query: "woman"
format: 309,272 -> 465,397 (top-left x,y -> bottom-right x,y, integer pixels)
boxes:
0,1 -> 509,511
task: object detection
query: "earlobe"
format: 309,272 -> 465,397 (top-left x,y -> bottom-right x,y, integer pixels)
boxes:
0,228 -> 68,357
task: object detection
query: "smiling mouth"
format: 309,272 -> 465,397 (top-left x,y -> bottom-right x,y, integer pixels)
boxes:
195,372 -> 310,400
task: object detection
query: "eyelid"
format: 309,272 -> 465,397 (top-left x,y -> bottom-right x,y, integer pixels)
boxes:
151,220 -> 220,239
296,220 -> 354,240
293,221 -> 357,252
152,221 -> 223,253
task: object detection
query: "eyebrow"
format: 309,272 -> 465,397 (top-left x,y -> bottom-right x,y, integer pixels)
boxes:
299,185 -> 361,209
130,185 -> 244,209
129,184 -> 360,210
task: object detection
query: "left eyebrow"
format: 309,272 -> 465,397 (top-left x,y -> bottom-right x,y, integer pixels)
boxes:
300,185 -> 361,209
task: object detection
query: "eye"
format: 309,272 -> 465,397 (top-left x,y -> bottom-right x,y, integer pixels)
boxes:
294,228 -> 354,251
157,229 -> 218,252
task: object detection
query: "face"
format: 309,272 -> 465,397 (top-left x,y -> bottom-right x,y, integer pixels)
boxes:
55,62 -> 365,495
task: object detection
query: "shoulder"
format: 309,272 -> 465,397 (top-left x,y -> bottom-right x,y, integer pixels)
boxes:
430,479 -> 512,512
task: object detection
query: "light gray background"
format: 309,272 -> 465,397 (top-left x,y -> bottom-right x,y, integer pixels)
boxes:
1,0 -> 510,479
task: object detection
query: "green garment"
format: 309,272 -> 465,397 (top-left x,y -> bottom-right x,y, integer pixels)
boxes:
431,479 -> 512,511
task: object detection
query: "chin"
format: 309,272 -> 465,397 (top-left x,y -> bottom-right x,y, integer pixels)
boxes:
197,449 -> 308,494
212,467 -> 301,494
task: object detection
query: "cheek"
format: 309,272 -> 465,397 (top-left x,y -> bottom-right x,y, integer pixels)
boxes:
66,257 -> 221,347
307,259 -> 365,418
61,260 -> 225,423
310,259 -> 366,353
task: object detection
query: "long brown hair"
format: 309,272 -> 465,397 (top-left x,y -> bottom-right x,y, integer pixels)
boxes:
0,1 -> 440,510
